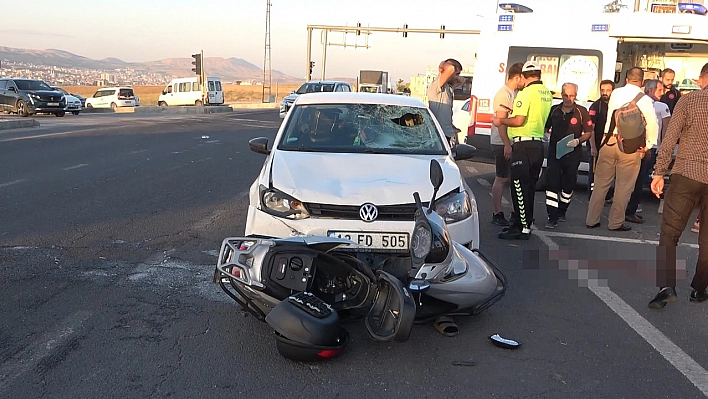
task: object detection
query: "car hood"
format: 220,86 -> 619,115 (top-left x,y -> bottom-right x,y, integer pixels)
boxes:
270,151 -> 462,205
283,93 -> 300,102
24,90 -> 64,97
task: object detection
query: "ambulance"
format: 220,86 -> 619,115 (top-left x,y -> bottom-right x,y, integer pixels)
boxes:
462,1 -> 708,173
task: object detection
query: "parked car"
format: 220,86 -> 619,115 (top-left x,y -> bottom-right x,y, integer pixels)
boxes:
158,76 -> 224,106
247,92 -> 479,270
279,80 -> 353,118
50,87 -> 82,115
0,78 -> 66,117
84,87 -> 136,108
52,87 -> 86,108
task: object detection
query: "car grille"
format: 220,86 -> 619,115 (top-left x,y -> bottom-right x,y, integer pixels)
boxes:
39,95 -> 62,102
305,203 -> 422,221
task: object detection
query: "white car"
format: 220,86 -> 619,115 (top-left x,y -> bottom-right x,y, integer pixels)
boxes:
85,87 -> 136,109
246,92 -> 480,265
452,98 -> 472,145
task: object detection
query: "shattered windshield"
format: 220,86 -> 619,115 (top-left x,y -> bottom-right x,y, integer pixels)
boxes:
278,103 -> 447,155
296,83 -> 336,94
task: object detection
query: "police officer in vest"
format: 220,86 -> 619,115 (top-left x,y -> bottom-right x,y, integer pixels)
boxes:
493,61 -> 553,240
543,82 -> 593,229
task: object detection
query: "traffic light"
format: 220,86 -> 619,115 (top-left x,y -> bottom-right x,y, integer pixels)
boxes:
356,22 -> 361,36
309,61 -> 315,76
403,24 -> 408,38
191,53 -> 202,75
440,25 -> 445,39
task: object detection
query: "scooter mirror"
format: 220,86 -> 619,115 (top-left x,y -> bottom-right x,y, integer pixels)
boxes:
428,160 -> 444,212
408,279 -> 431,293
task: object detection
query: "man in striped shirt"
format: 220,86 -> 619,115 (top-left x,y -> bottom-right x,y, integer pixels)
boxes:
649,62 -> 708,308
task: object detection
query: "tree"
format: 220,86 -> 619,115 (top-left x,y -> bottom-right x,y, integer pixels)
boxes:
604,0 -> 627,13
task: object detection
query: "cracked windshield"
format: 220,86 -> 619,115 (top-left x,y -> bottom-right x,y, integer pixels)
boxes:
279,104 -> 447,154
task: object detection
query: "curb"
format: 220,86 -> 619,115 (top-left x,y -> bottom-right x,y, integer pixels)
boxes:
82,105 -> 234,114
228,103 -> 279,109
0,119 -> 40,131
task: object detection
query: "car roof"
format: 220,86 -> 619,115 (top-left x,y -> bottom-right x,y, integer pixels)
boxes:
295,92 -> 426,107
301,80 -> 350,85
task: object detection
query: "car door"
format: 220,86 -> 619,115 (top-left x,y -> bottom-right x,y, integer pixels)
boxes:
5,80 -> 21,111
0,80 -> 7,112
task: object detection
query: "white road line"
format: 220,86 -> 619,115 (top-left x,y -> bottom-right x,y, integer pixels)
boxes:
0,310 -> 93,393
0,179 -> 27,188
534,231 -> 708,397
128,149 -> 147,155
477,178 -> 491,188
465,165 -> 479,175
63,163 -> 89,171
536,230 -> 700,250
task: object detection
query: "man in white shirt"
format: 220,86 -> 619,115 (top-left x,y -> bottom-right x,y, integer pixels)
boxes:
625,79 -> 671,223
585,67 -> 659,231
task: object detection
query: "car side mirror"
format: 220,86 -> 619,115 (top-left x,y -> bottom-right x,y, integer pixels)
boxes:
249,137 -> 270,155
453,143 -> 476,161
162,90 -> 166,95
290,90 -> 295,94
8,87 -> 16,92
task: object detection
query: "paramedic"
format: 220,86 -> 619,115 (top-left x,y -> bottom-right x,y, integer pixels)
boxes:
585,67 -> 658,231
659,68 -> 681,113
543,83 -> 593,229
493,61 -> 553,240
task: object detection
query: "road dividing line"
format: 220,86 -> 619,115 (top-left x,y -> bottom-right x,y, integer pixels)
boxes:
0,310 -> 93,393
0,179 -> 27,188
537,230 -> 700,250
534,231 -> 708,397
63,163 -> 89,171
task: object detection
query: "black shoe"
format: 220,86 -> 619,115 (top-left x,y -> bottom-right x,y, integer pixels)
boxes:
689,290 -> 708,303
648,287 -> 678,309
544,219 -> 558,229
625,214 -> 645,224
492,212 -> 510,227
610,224 -> 632,231
558,213 -> 566,222
586,222 -> 601,229
498,227 -> 530,240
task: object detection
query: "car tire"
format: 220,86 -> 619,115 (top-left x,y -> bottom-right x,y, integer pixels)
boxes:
195,100 -> 203,106
158,101 -> 167,107
87,103 -> 93,108
72,111 -> 80,116
16,100 -> 29,117
55,112 -> 65,117
110,102 -> 117,109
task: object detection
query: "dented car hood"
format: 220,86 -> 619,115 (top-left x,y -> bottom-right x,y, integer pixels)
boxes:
270,151 -> 462,205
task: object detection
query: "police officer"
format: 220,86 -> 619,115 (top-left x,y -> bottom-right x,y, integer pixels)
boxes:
493,61 -> 553,240
543,82 -> 593,229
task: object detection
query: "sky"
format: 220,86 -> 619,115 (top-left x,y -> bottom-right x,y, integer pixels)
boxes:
1,0 -> 638,82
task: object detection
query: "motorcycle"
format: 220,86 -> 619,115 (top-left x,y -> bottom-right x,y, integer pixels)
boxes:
214,159 -> 507,359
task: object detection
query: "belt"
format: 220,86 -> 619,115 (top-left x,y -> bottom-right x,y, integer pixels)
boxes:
512,137 -> 543,143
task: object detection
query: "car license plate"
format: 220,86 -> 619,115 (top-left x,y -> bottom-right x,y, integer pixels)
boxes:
48,102 -> 59,106
327,231 -> 409,250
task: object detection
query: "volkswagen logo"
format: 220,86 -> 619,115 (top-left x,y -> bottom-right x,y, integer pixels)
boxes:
359,203 -> 378,222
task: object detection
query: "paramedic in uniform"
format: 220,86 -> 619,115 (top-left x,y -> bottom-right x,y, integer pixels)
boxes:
585,67 -> 658,231
543,82 -> 593,229
493,61 -> 553,240
587,80 -> 615,198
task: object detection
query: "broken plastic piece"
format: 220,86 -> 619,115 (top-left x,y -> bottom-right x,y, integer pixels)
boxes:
489,333 -> 522,349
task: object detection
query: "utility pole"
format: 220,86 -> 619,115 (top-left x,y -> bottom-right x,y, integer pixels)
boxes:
262,0 -> 273,103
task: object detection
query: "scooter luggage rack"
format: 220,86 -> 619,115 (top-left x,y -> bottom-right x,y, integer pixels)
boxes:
218,277 -> 268,321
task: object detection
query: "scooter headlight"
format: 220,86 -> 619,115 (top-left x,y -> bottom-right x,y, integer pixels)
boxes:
259,186 -> 310,220
434,190 -> 472,223
411,224 -> 432,259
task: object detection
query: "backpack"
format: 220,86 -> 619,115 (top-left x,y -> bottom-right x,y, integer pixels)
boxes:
601,92 -> 647,154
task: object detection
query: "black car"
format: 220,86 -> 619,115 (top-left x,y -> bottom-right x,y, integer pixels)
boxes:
0,78 -> 67,117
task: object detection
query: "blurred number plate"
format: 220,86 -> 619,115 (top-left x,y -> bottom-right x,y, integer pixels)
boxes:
48,102 -> 59,106
327,231 -> 409,250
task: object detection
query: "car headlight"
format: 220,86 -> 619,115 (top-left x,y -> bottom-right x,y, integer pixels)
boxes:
259,186 -> 310,220
28,93 -> 40,100
434,190 -> 472,223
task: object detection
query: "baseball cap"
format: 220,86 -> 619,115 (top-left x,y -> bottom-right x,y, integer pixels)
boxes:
522,61 -> 542,72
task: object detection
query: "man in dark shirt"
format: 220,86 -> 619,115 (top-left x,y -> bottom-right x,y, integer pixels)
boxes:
543,82 -> 593,229
660,68 -> 681,113
587,80 -> 615,199
649,62 -> 708,308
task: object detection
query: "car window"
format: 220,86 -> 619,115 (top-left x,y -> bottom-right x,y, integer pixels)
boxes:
0,81 -> 6,90
295,83 -> 336,94
119,89 -> 134,97
461,100 -> 470,112
192,82 -> 200,92
208,81 -> 215,91
14,79 -> 52,91
278,104 -> 447,155
215,81 -> 222,91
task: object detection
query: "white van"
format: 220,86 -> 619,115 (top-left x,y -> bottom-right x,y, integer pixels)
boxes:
158,77 -> 224,106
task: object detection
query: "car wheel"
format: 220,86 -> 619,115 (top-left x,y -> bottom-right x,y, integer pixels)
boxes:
72,111 -> 80,116
55,112 -> 66,117
87,103 -> 93,108
110,102 -> 117,109
158,101 -> 167,107
16,100 -> 29,117
195,100 -> 203,106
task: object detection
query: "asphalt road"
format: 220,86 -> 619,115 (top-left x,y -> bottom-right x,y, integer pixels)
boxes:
0,111 -> 705,399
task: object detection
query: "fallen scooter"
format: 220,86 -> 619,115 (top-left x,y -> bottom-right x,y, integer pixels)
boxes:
213,159 -> 507,360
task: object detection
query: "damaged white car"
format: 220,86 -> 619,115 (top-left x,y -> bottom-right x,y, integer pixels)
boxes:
245,92 -> 480,269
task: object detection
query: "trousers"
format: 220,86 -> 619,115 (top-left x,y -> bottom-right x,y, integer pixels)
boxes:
546,152 -> 581,222
586,136 -> 642,229
510,140 -> 545,233
626,150 -> 655,215
656,174 -> 708,291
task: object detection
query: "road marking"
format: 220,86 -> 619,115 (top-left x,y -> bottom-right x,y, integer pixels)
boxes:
534,231 -> 708,397
465,165 -> 479,175
0,179 -> 27,188
0,310 -> 93,393
477,178 -> 491,188
536,230 -> 700,250
128,149 -> 147,155
63,163 -> 89,171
